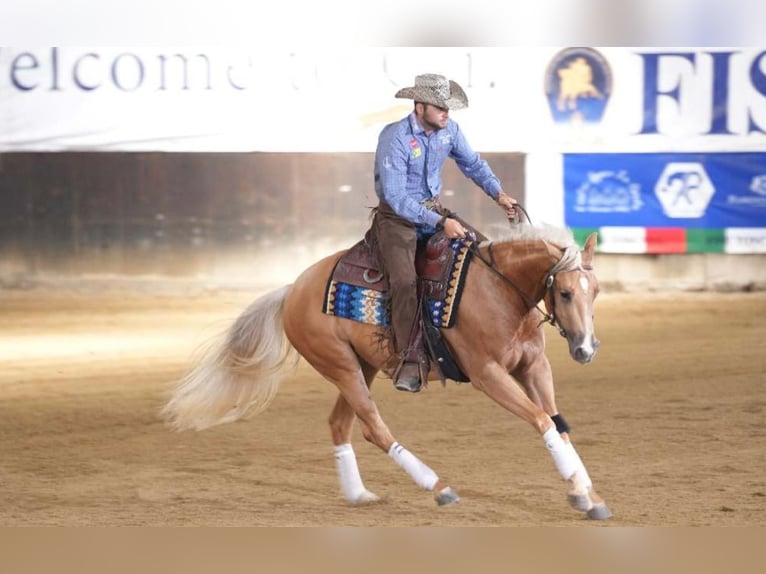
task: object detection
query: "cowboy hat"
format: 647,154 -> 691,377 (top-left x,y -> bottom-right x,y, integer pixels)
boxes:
394,73 -> 468,110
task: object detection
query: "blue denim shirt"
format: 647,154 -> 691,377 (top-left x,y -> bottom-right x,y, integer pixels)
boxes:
374,112 -> 502,231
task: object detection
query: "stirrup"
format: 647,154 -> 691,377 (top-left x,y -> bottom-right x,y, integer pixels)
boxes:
392,361 -> 420,392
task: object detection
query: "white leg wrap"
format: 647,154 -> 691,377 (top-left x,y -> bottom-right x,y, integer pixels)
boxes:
333,443 -> 368,502
387,442 -> 439,491
542,427 -> 578,481
564,441 -> 593,490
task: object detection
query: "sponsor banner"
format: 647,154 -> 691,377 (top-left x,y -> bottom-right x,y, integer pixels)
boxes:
595,226 -> 646,253
2,47 -> 766,152
646,228 -> 686,254
686,229 -> 726,253
564,152 -> 766,230
725,228 -> 766,254
572,227 -> 763,253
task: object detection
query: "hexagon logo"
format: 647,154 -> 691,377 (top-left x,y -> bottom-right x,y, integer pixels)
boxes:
654,162 -> 715,218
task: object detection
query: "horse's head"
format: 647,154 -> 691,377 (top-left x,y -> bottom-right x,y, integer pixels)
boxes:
543,233 -> 600,364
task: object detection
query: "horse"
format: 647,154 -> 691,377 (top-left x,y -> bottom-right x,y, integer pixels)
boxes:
161,223 -> 611,520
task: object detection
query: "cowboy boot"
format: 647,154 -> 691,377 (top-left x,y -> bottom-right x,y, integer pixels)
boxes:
393,361 -> 422,393
393,297 -> 429,393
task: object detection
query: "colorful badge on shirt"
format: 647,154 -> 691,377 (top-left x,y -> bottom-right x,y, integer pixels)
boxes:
409,139 -> 422,159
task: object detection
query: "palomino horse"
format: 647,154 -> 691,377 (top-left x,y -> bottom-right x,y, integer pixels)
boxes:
162,224 -> 611,520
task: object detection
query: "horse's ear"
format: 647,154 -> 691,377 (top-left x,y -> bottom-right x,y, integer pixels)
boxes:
582,232 -> 598,266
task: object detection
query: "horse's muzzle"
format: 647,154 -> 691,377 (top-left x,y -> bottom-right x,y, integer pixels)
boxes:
571,336 -> 599,364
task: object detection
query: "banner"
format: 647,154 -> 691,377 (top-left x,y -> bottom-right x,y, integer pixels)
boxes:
564,152 -> 766,253
571,226 -> 766,254
2,47 -> 766,153
3,46 -> 766,252
564,152 -> 766,229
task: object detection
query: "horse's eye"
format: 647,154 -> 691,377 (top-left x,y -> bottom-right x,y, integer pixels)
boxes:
560,290 -> 573,302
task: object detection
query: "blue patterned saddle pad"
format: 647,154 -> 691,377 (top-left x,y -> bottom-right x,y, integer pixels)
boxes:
322,238 -> 473,329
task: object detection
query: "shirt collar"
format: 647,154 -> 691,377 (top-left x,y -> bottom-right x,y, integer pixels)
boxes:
408,112 -> 426,136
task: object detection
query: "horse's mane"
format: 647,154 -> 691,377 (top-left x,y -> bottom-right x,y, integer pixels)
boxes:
480,223 -> 582,272
486,222 -> 574,246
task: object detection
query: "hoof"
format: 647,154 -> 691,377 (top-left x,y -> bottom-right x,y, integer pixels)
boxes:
587,502 -> 612,520
568,491 -> 613,519
567,493 -> 592,512
352,490 -> 381,505
434,486 -> 460,507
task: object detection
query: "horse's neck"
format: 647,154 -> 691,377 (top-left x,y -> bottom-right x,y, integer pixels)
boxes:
492,240 -> 560,297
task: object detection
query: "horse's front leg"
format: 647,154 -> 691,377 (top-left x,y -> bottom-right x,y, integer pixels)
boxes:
513,356 -> 612,520
475,360 -> 611,520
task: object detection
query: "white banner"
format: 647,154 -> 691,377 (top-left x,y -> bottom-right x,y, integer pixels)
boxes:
1,47 -> 765,152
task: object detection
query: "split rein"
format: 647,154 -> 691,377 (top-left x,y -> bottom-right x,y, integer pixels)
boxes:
467,240 -> 567,337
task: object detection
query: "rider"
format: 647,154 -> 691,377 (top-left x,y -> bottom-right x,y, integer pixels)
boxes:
372,73 -> 518,393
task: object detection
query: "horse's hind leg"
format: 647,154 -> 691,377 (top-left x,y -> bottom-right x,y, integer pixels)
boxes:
330,362 -> 459,507
515,356 -> 612,520
329,362 -> 381,505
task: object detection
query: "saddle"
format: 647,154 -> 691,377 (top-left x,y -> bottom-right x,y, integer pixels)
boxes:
327,228 -> 473,385
331,229 -> 456,297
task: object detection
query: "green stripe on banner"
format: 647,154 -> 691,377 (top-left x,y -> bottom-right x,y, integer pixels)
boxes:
687,229 -> 726,253
572,228 -> 599,248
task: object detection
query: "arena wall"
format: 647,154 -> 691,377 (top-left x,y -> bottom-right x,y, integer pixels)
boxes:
1,151 -> 762,293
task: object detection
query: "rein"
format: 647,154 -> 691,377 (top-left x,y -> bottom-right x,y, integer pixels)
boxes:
468,241 -> 566,336
465,204 -> 581,338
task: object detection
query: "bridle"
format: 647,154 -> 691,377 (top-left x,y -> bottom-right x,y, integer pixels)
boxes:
468,240 -> 570,337
465,202 -> 592,338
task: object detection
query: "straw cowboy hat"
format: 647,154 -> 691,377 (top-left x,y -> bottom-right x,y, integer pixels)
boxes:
395,73 -> 468,110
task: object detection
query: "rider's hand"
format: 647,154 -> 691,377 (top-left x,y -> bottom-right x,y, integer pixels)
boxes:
443,217 -> 467,239
496,191 -> 518,220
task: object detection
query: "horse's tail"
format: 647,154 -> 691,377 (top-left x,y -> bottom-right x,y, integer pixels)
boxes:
162,285 -> 299,431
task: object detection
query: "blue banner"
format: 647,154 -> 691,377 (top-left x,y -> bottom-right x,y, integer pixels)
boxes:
564,153 -> 766,228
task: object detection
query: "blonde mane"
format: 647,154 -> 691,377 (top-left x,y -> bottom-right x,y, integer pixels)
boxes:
480,223 -> 582,272
484,222 -> 576,247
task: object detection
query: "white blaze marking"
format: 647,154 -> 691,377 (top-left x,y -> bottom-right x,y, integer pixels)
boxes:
579,276 -> 589,294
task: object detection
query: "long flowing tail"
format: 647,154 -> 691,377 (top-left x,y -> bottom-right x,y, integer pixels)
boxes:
162,285 -> 299,431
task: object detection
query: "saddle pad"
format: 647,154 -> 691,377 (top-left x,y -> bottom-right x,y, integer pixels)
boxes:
423,237 -> 472,328
323,281 -> 390,326
322,238 -> 473,329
